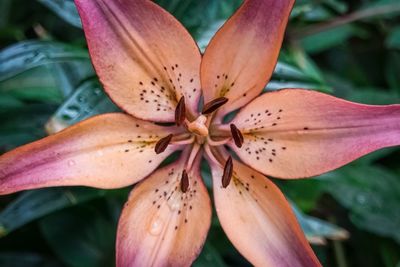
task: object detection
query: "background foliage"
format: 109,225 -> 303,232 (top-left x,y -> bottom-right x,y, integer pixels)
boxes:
0,0 -> 400,266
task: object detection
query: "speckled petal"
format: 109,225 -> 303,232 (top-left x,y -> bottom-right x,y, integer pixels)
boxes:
226,89 -> 400,179
208,153 -> 321,267
116,153 -> 211,267
75,0 -> 201,122
201,0 -> 294,120
0,113 -> 181,194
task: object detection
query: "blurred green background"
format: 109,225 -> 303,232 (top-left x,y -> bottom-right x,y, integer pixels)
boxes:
0,0 -> 400,266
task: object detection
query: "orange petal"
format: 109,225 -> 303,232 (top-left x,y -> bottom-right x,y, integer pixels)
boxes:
208,154 -> 321,267
201,0 -> 294,119
116,152 -> 211,267
75,0 -> 201,122
227,89 -> 400,178
0,113 -> 180,194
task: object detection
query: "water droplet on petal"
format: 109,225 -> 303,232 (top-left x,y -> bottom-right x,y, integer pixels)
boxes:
167,197 -> 181,211
148,217 -> 164,236
356,193 -> 367,205
77,96 -> 87,103
93,88 -> 102,95
64,105 -> 80,119
67,160 -> 76,166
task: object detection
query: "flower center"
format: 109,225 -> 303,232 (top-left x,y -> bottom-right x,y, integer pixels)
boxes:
187,115 -> 209,137
154,95 -> 240,189
155,95 -> 240,153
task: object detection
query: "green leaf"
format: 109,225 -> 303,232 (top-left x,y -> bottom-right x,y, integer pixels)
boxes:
293,204 -> 349,244
40,205 -> 116,267
0,0 -> 12,28
158,0 -> 241,38
385,52 -> 400,91
193,241 -> 227,267
0,252 -> 62,267
380,241 -> 400,267
46,80 -> 118,133
319,165 -> 400,244
50,61 -> 95,98
345,88 -> 400,105
323,0 -> 348,14
266,81 -> 333,93
361,1 -> 400,19
300,25 -> 360,54
0,40 -> 89,82
0,104 -> 55,150
273,61 -> 313,82
196,20 -> 224,53
291,0 -> 348,20
386,26 -> 400,49
0,92 -> 24,110
37,0 -> 82,28
0,187 -> 106,237
0,66 -> 63,103
287,47 -> 326,83
279,179 -> 323,212
267,49 -> 332,92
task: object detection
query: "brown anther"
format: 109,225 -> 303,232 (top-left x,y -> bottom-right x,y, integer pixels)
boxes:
222,156 -> 233,188
175,96 -> 186,126
230,124 -> 244,148
154,134 -> 173,154
202,97 -> 228,114
181,170 -> 189,193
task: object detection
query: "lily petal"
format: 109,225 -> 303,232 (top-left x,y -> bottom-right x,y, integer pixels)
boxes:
209,154 -> 321,267
201,0 -> 294,119
116,152 -> 211,267
227,89 -> 400,178
0,113 -> 180,194
75,0 -> 201,122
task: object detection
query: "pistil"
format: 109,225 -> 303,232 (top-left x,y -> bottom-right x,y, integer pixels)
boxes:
206,136 -> 231,146
187,115 -> 209,136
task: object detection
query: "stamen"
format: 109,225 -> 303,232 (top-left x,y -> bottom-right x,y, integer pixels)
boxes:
206,136 -> 231,146
170,135 -> 195,146
181,170 -> 189,193
154,134 -> 173,154
202,97 -> 228,114
222,156 -> 233,188
230,124 -> 244,148
175,96 -> 186,126
186,143 -> 201,171
204,145 -> 222,168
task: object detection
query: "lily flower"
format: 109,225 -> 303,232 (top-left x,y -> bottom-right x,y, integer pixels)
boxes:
1,0 -> 400,266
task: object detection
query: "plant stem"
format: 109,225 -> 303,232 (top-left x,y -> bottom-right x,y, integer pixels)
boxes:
333,238 -> 348,267
329,216 -> 348,267
291,3 -> 400,39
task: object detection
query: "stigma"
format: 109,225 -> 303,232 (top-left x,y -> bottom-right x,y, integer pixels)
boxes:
187,115 -> 209,136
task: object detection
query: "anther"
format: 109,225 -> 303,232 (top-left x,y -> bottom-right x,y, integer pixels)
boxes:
154,134 -> 173,154
181,170 -> 189,193
175,96 -> 186,126
230,124 -> 244,148
202,97 -> 228,114
222,156 -> 233,188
